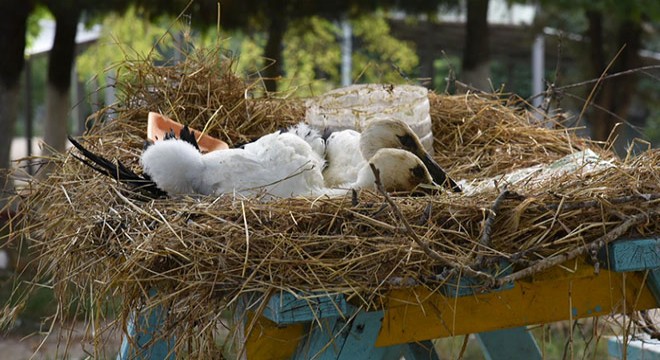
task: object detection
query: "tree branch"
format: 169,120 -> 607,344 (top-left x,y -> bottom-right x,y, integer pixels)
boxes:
369,164 -> 495,285
495,210 -> 658,287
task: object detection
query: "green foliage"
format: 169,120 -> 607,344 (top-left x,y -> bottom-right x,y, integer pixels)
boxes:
231,13 -> 420,95
76,6 -> 173,86
26,5 -> 52,50
283,16 -> 341,95
351,13 -> 419,85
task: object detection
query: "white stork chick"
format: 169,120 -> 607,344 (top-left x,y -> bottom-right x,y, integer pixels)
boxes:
285,122 -> 326,159
323,129 -> 363,188
323,118 -> 461,192
140,128 -> 438,199
352,148 -> 434,193
141,130 -> 338,199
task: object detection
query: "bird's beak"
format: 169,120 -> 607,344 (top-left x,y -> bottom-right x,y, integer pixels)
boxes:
419,152 -> 462,192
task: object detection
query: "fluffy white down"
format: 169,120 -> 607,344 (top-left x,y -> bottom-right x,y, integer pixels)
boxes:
141,132 -> 341,199
140,139 -> 203,196
322,129 -> 365,188
140,120 -> 439,199
286,122 -> 326,159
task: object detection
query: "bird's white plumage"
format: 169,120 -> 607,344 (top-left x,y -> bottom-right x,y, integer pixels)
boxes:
323,119 -> 434,189
322,129 -> 364,188
140,119 -> 443,199
141,130 -> 340,199
352,148 -> 432,192
286,122 -> 326,159
140,139 -> 202,195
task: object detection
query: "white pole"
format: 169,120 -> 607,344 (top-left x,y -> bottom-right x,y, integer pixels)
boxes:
531,33 -> 545,108
341,17 -> 352,87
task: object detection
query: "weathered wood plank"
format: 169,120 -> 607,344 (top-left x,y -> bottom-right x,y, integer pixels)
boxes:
605,237 -> 660,272
476,327 -> 541,360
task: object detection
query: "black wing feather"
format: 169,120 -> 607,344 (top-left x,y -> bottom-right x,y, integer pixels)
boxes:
67,135 -> 167,198
179,125 -> 200,150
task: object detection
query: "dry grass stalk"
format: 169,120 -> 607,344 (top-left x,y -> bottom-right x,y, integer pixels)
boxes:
6,48 -> 660,357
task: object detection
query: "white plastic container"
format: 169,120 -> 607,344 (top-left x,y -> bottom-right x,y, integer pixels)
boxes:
305,84 -> 434,154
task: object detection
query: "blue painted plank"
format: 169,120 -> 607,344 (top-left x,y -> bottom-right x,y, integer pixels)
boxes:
605,237 -> 660,272
608,336 -> 660,360
441,260 -> 514,297
336,310 -> 393,360
292,306 -> 419,360
117,296 -> 176,360
476,326 -> 541,360
292,316 -> 346,360
400,340 -> 441,360
262,291 -> 348,325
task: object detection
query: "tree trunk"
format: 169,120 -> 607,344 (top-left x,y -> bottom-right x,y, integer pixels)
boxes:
42,3 -> 81,158
263,0 -> 286,93
0,1 -> 32,206
462,0 -> 490,91
586,11 -> 642,143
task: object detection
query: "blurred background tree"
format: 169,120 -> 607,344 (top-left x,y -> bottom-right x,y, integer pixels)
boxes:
2,0 -> 659,199
537,0 -> 660,145
1,0 -> 659,355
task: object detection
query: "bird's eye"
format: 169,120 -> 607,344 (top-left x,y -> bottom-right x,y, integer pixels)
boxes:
397,134 -> 418,151
411,165 -> 426,179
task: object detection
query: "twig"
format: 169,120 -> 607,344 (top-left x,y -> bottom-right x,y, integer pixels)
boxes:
369,164 -> 495,285
418,202 -> 433,225
495,210 -> 658,287
545,193 -> 660,211
577,45 -> 626,124
475,187 -> 510,264
636,310 -> 660,340
527,64 -> 660,102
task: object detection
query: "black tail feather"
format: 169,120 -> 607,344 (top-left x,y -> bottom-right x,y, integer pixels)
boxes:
67,135 -> 167,198
179,126 -> 200,150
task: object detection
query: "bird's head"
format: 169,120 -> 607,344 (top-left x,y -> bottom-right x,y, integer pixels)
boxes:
360,119 -> 461,192
359,118 -> 425,160
368,148 -> 434,193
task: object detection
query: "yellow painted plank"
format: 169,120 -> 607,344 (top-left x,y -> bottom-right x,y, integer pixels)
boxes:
245,262 -> 659,356
376,268 -> 657,347
246,314 -> 305,360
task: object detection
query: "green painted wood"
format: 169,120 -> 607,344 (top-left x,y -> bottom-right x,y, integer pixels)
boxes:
262,291 -> 348,325
293,316 -> 344,360
604,237 -> 660,272
608,336 -> 660,360
476,327 -> 541,360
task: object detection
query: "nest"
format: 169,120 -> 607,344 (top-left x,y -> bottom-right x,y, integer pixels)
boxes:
10,48 -> 660,357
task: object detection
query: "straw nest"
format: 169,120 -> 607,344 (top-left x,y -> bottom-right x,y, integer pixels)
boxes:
11,48 -> 660,357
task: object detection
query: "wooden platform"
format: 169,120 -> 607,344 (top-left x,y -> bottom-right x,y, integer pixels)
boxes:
118,237 -> 660,359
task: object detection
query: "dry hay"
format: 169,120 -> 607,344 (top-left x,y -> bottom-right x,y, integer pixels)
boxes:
8,48 -> 660,357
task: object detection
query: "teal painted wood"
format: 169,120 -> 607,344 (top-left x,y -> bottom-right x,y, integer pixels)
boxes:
293,316 -> 344,359
262,291 -> 348,325
608,336 -> 660,360
400,341 -> 441,360
291,305 -> 432,360
604,237 -> 660,272
116,297 -> 175,360
441,260 -> 514,297
476,327 -> 541,360
336,310 -> 393,360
